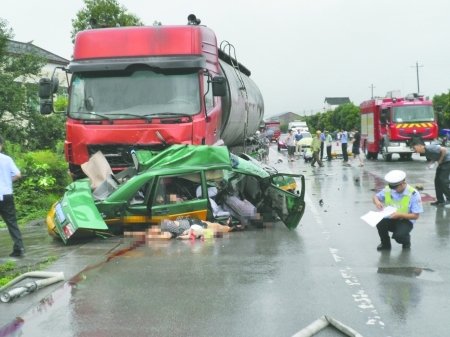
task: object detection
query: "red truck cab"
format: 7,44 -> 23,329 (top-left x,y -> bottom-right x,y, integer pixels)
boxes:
39,16 -> 263,178
264,121 -> 281,142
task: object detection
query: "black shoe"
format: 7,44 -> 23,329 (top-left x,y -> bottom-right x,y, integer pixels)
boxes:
430,201 -> 445,206
9,249 -> 25,257
402,243 -> 411,249
376,243 -> 391,251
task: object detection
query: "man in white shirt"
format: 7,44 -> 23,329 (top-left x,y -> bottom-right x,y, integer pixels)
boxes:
0,136 -> 24,257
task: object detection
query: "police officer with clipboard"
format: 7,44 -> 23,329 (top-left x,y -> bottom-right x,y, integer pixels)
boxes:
372,170 -> 423,251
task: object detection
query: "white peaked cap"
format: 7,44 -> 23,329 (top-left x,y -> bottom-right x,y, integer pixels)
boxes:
384,170 -> 406,185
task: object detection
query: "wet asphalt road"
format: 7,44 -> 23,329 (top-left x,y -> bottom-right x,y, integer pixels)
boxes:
1,144 -> 449,337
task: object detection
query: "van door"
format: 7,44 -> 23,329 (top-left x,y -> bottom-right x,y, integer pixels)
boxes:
266,174 -> 306,229
149,173 -> 209,223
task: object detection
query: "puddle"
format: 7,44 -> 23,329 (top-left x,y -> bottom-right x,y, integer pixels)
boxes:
377,267 -> 443,282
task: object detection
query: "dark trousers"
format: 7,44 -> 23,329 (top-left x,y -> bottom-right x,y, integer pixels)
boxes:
320,142 -> 324,160
0,194 -> 24,252
377,218 -> 413,246
341,143 -> 348,162
435,162 -> 450,202
326,145 -> 332,161
311,151 -> 323,167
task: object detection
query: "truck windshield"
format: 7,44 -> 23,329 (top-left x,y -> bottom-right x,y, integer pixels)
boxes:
68,68 -> 201,119
392,105 -> 434,123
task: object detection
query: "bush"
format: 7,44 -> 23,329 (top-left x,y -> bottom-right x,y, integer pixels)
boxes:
2,142 -> 70,224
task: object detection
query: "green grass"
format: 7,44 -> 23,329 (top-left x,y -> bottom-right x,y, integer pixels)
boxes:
0,255 -> 59,287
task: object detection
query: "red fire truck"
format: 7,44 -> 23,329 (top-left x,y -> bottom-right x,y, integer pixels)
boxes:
39,15 -> 263,178
360,92 -> 438,161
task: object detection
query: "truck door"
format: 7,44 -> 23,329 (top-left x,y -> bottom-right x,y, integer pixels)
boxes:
203,73 -> 222,144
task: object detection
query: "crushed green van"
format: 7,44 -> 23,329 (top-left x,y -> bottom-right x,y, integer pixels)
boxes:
47,145 -> 306,243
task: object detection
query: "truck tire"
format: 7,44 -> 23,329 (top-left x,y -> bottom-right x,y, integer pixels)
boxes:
69,163 -> 85,181
381,148 -> 392,161
364,144 -> 377,160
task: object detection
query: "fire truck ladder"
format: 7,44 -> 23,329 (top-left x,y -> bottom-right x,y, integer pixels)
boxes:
219,40 -> 250,152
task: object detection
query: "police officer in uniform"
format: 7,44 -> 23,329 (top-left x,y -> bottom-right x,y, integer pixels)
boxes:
372,170 -> 423,250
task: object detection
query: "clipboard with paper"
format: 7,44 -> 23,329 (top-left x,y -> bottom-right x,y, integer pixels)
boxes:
360,206 -> 397,227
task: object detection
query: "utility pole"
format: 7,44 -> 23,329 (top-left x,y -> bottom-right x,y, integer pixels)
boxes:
411,61 -> 423,94
369,84 -> 375,99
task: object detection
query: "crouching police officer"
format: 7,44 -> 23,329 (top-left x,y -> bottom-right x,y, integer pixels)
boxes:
372,170 -> 423,250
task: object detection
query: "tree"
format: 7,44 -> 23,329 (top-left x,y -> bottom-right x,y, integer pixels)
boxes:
0,19 -> 45,120
433,91 -> 450,129
71,0 -> 143,41
305,103 -> 360,133
0,19 -> 47,149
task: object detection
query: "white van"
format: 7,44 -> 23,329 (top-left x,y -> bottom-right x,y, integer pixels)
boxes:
288,121 -> 308,131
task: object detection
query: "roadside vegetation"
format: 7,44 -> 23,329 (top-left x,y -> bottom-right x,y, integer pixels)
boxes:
0,256 -> 59,287
0,0 -> 139,228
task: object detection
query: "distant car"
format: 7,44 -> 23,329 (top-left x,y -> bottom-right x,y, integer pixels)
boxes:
47,145 -> 306,243
277,134 -> 287,151
278,131 -> 312,152
296,131 -> 313,151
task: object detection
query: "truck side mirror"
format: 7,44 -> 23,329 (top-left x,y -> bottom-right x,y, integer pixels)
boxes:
211,76 -> 227,97
40,99 -> 53,115
39,78 -> 53,99
39,77 -> 59,114
39,77 -> 59,115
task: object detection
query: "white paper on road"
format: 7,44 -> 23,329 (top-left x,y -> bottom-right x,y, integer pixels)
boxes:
360,206 -> 397,227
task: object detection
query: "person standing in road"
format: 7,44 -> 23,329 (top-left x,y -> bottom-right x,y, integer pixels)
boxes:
285,129 -> 296,162
294,129 -> 303,155
310,131 -> 324,167
351,128 -> 364,167
341,129 -> 349,163
372,170 -> 423,250
324,130 -> 333,161
319,131 -> 325,160
412,138 -> 450,206
0,135 -> 25,257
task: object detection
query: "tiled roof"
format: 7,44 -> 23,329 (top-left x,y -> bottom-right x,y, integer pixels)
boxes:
324,97 -> 351,105
6,39 -> 69,65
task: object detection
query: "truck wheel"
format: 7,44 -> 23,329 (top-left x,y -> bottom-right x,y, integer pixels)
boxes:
381,149 -> 392,161
399,153 -> 412,161
69,164 -> 85,180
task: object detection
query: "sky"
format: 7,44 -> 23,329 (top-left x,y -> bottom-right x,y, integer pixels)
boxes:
2,0 -> 450,117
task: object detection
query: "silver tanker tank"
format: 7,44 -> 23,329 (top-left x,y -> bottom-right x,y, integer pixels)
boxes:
218,59 -> 264,147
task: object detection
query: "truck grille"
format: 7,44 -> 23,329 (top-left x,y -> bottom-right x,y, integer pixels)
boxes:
87,144 -> 165,169
398,130 -> 432,138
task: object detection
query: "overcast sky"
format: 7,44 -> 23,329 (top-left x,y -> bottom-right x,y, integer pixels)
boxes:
2,0 -> 450,117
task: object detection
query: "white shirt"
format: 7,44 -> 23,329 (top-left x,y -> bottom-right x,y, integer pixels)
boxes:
0,153 -> 20,197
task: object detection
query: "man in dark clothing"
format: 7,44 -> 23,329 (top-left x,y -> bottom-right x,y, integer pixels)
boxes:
340,129 -> 349,163
320,131 -> 325,160
412,138 -> 450,206
0,135 -> 25,257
